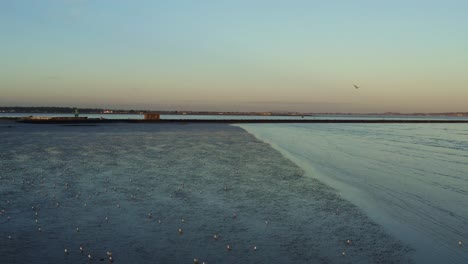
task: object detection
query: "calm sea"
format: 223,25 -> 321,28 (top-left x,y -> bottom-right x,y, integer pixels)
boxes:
239,123 -> 468,263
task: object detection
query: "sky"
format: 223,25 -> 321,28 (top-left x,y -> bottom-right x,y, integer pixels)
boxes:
1,0 -> 467,113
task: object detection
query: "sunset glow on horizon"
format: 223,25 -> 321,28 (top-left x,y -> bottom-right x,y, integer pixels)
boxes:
1,1 -> 467,113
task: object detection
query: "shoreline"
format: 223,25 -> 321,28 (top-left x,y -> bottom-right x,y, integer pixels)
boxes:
237,123 -> 468,263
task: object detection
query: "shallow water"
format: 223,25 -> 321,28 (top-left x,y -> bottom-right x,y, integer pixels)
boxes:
0,123 -> 410,263
238,123 -> 468,263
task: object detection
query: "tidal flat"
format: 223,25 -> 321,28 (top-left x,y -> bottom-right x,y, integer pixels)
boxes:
0,123 -> 411,263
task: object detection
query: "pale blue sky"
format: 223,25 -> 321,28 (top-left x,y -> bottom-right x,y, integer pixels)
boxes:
1,0 -> 467,112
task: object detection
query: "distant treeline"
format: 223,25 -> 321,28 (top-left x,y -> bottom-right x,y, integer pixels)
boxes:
0,106 -> 299,116
0,107 -> 142,114
1,106 -> 467,116
0,106 -> 274,115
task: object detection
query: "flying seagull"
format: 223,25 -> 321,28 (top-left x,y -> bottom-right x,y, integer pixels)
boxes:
353,84 -> 360,89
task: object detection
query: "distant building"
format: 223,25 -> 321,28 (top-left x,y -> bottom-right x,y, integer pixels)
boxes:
144,113 -> 160,120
